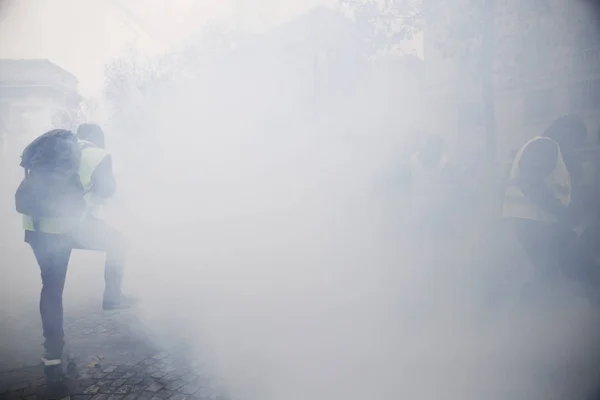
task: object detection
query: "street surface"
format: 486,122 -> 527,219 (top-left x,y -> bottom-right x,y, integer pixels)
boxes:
0,158 -> 228,400
0,257 -> 228,400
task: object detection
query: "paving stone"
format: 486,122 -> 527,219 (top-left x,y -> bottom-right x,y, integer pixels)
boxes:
129,384 -> 145,393
113,383 -> 130,394
112,379 -> 128,387
164,380 -> 186,392
180,384 -> 200,395
72,396 -> 93,400
150,371 -> 167,379
84,385 -> 101,395
161,373 -> 180,383
123,394 -> 140,400
196,387 -> 218,400
103,366 -> 118,374
136,393 -> 156,400
179,374 -> 197,383
91,395 -> 110,400
169,394 -> 188,400
125,377 -> 144,386
152,353 -> 169,361
140,378 -> 156,388
145,381 -> 164,392
107,395 -> 125,400
99,385 -> 117,394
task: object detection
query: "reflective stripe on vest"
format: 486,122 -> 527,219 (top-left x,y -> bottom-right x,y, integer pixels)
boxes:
78,141 -> 108,217
23,141 -> 108,233
502,136 -> 571,223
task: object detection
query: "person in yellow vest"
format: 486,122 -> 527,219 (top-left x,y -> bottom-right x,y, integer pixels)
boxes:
23,124 -> 136,370
503,114 -> 588,277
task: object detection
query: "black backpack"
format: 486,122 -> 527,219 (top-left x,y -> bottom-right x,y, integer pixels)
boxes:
15,129 -> 87,221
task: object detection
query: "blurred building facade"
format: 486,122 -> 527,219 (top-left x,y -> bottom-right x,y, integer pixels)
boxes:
424,0 -> 600,160
0,59 -> 81,140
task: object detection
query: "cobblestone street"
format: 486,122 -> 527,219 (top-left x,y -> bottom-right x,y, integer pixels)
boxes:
0,306 -> 229,400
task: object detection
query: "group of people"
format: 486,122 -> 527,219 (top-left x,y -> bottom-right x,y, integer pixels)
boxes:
12,114 -> 600,388
404,113 -> 599,296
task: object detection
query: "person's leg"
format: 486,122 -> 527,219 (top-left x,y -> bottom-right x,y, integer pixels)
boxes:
558,221 -> 600,296
28,234 -> 72,362
513,219 -> 555,273
70,218 -> 129,308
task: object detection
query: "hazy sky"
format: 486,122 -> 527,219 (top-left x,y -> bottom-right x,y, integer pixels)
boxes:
0,0 -> 335,95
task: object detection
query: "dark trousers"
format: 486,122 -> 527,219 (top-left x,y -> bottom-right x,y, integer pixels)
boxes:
26,218 -> 127,358
513,218 -> 599,293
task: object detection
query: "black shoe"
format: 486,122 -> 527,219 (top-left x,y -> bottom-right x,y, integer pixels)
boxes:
103,294 -> 140,311
42,353 -> 67,389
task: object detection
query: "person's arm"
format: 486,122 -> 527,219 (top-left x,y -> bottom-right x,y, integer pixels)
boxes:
517,138 -> 569,222
90,155 -> 116,199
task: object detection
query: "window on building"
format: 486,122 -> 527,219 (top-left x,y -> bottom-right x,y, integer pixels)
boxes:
458,102 -> 484,128
570,79 -> 600,111
524,88 -> 555,123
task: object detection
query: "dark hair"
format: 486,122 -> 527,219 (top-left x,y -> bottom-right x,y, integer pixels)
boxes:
543,114 -> 587,149
76,123 -> 105,148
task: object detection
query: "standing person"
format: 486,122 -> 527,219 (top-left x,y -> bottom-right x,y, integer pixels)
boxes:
407,135 -> 451,245
15,125 -> 136,384
503,114 -> 588,283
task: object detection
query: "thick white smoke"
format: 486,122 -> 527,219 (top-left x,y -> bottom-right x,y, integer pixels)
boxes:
94,22 -> 600,400
1,4 -> 599,399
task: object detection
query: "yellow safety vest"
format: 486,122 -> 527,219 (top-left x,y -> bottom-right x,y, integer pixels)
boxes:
23,140 -> 109,233
502,136 -> 571,224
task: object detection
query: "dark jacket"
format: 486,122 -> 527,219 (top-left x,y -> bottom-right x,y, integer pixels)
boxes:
517,138 -> 574,227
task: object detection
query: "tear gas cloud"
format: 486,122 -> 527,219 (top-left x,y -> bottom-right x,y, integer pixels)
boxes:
1,3 -> 599,399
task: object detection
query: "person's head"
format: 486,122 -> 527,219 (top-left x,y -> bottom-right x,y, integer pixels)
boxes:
76,123 -> 105,149
543,114 -> 587,154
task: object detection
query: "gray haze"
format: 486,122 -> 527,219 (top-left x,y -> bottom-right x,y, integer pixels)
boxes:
1,2 -> 599,400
